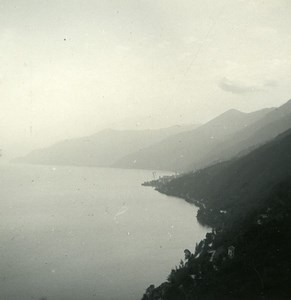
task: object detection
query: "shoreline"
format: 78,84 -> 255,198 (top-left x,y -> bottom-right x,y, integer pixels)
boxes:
141,175 -> 291,299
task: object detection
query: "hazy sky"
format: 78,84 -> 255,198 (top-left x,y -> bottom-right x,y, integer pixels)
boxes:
1,0 -> 291,157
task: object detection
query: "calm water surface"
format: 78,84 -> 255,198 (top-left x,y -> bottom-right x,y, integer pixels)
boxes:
0,164 -> 208,300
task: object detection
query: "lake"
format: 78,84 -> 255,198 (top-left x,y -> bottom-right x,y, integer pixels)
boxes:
0,163 -> 208,300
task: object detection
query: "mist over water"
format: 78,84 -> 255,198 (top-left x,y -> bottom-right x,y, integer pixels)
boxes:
0,164 -> 208,300
0,1 -> 290,299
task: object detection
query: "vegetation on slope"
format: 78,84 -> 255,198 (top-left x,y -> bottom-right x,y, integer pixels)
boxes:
142,129 -> 291,299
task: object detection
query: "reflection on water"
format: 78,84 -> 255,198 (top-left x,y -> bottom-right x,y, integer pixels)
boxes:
0,164 -> 208,300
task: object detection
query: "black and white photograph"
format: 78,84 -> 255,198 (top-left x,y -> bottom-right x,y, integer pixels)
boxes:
0,1 -> 291,299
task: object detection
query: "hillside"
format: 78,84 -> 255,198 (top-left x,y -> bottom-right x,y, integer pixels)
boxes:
185,99 -> 291,171
142,129 -> 291,299
113,107 -> 274,171
14,125 -> 197,167
151,128 -> 291,226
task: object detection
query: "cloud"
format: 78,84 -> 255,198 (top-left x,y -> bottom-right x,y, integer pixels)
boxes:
218,78 -> 277,95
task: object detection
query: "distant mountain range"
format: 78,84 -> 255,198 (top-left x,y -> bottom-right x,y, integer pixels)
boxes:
114,100 -> 291,172
14,97 -> 291,298
14,124 -> 198,167
142,127 -> 291,299
185,98 -> 291,172
15,99 -> 291,174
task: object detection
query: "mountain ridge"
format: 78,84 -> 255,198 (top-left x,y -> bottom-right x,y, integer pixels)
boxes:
14,124 -> 199,167
185,99 -> 291,171
141,128 -> 291,300
113,106 -> 275,171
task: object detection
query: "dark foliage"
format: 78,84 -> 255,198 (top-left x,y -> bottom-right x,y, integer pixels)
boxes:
142,129 -> 291,299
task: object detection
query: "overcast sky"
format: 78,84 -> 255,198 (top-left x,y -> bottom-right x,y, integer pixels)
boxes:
1,0 -> 291,157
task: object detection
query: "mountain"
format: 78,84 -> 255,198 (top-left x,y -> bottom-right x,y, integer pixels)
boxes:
142,128 -> 291,299
185,98 -> 291,171
113,107 -> 274,171
152,127 -> 291,226
14,125 -> 198,167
